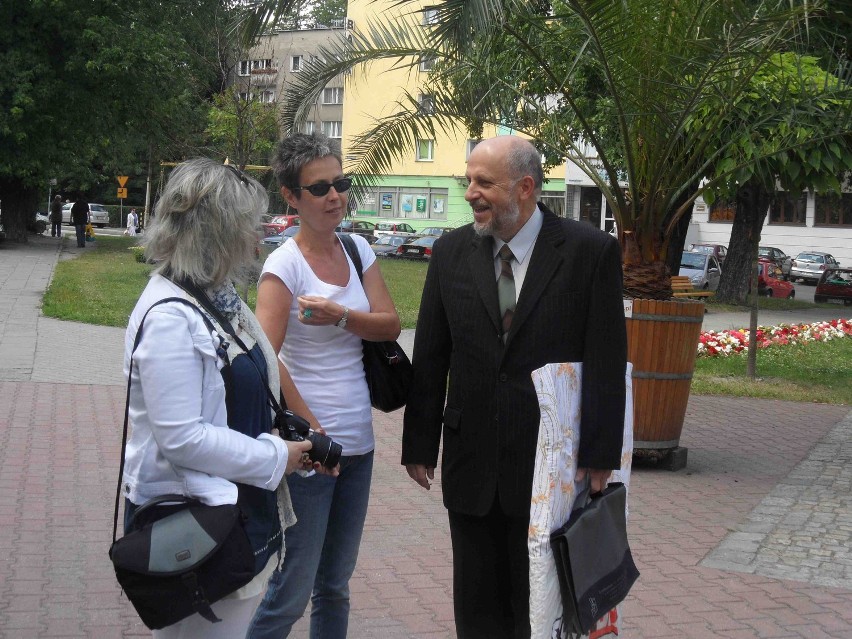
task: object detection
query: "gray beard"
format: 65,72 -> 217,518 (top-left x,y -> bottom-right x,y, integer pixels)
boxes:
473,200 -> 521,239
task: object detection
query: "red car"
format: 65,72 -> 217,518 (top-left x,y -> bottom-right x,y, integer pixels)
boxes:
757,259 -> 795,298
261,214 -> 299,237
814,268 -> 852,305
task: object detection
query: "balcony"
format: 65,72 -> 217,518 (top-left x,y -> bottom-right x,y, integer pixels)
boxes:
250,67 -> 278,86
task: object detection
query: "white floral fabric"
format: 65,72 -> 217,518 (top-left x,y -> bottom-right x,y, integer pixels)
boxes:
528,362 -> 634,639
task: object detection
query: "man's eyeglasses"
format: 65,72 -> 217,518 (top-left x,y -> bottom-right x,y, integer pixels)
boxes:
292,177 -> 352,197
224,164 -> 250,186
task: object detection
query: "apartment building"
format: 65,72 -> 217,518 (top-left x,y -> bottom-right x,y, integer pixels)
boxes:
234,25 -> 348,141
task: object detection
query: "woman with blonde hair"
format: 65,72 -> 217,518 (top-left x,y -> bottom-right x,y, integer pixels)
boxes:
121,158 -> 317,638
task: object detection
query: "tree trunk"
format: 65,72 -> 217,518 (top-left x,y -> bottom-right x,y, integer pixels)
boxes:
714,181 -> 771,304
0,178 -> 40,243
664,207 -> 694,279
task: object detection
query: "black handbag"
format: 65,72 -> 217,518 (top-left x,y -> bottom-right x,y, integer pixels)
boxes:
550,482 -> 640,635
340,234 -> 413,412
108,298 -> 257,630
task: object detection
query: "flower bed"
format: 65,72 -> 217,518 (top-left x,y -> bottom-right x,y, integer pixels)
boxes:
697,318 -> 852,357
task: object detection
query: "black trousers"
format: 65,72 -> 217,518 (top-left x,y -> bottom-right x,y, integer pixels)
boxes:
448,497 -> 531,639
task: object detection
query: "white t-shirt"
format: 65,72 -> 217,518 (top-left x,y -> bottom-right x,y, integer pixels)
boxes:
261,234 -> 375,456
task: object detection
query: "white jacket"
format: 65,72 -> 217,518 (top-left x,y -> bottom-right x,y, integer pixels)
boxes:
121,275 -> 289,506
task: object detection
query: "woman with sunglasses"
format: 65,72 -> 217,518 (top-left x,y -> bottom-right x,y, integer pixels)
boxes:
248,133 -> 401,639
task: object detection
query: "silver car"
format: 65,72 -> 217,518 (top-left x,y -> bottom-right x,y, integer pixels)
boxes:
62,202 -> 110,227
678,251 -> 722,291
789,251 -> 841,284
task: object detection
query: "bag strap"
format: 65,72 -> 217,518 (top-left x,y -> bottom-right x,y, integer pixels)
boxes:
339,234 -> 404,365
168,277 -> 289,419
112,297 -> 221,543
339,234 -> 364,283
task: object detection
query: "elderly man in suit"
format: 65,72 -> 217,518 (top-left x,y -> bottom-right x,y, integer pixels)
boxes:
402,135 -> 627,638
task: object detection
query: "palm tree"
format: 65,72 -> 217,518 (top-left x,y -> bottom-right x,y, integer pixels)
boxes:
243,0 -> 850,299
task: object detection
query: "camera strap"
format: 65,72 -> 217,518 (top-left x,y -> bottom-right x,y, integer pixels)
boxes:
168,277 -> 288,420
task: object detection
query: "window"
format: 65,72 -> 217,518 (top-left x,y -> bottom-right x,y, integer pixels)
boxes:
291,55 -> 302,72
422,8 -> 438,25
322,87 -> 344,104
579,187 -> 603,228
238,91 -> 250,101
768,192 -> 807,226
708,198 -> 736,222
302,121 -> 315,134
815,193 -> 852,227
416,139 -> 434,161
420,56 -> 436,72
240,59 -> 272,76
259,90 -> 275,103
321,120 -> 342,138
465,139 -> 480,160
418,93 -> 435,114
356,187 -> 448,220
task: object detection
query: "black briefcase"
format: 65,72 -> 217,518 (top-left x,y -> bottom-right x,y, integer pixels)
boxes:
550,482 -> 639,635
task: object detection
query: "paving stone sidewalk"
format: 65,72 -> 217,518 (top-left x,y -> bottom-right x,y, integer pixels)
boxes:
0,235 -> 850,638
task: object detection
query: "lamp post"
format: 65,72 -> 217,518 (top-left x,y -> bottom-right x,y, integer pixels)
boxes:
47,178 -> 57,211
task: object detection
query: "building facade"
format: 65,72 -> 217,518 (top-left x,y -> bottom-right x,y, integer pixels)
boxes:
235,26 -> 347,141
342,0 -> 566,230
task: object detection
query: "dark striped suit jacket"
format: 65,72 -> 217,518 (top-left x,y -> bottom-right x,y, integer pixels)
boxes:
401,207 -> 627,518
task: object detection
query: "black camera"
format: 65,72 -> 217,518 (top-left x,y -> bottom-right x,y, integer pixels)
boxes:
275,410 -> 342,469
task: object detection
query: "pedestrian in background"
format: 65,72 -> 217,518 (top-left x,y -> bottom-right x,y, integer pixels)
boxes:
49,195 -> 62,238
402,135 -> 627,638
127,208 -> 139,236
70,195 -> 89,248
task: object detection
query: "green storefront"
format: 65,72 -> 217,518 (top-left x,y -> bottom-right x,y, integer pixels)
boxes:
352,175 -> 566,231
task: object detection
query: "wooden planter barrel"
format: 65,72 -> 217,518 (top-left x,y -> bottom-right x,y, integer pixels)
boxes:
626,298 -> 704,449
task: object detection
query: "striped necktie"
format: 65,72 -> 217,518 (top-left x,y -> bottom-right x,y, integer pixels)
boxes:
497,244 -> 516,341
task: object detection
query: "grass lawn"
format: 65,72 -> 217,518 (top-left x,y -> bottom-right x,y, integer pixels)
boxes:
692,338 -> 852,404
43,236 -> 850,404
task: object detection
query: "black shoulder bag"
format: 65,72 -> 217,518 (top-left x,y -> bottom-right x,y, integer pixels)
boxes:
550,481 -> 640,635
339,234 -> 413,412
109,297 -> 257,630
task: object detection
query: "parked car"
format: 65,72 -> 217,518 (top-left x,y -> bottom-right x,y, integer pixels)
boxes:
62,202 -> 110,227
336,220 -> 377,243
758,246 -> 792,280
262,225 -> 300,247
261,214 -> 299,237
814,268 -> 852,305
371,234 -> 407,257
756,259 -> 795,298
395,235 -> 438,260
418,226 -> 454,237
678,251 -> 722,290
687,242 -> 728,264
789,251 -> 841,284
374,222 -> 417,238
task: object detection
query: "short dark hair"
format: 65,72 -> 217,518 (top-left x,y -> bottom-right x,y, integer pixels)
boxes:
272,133 -> 342,196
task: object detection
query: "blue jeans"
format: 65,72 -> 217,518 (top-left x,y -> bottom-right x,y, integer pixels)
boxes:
74,223 -> 85,247
247,451 -> 374,639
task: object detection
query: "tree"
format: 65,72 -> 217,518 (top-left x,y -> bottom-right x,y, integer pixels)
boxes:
206,88 -> 279,169
0,0 -> 222,242
310,0 -> 348,27
702,53 -> 852,304
256,0 -> 852,299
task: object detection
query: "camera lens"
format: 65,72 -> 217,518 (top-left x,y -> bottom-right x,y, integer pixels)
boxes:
307,431 -> 342,469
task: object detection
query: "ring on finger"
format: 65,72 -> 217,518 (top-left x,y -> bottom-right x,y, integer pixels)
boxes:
303,308 -> 313,319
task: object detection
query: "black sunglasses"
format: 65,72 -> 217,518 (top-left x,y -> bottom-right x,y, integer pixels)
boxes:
292,177 -> 352,197
224,164 -> 250,186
